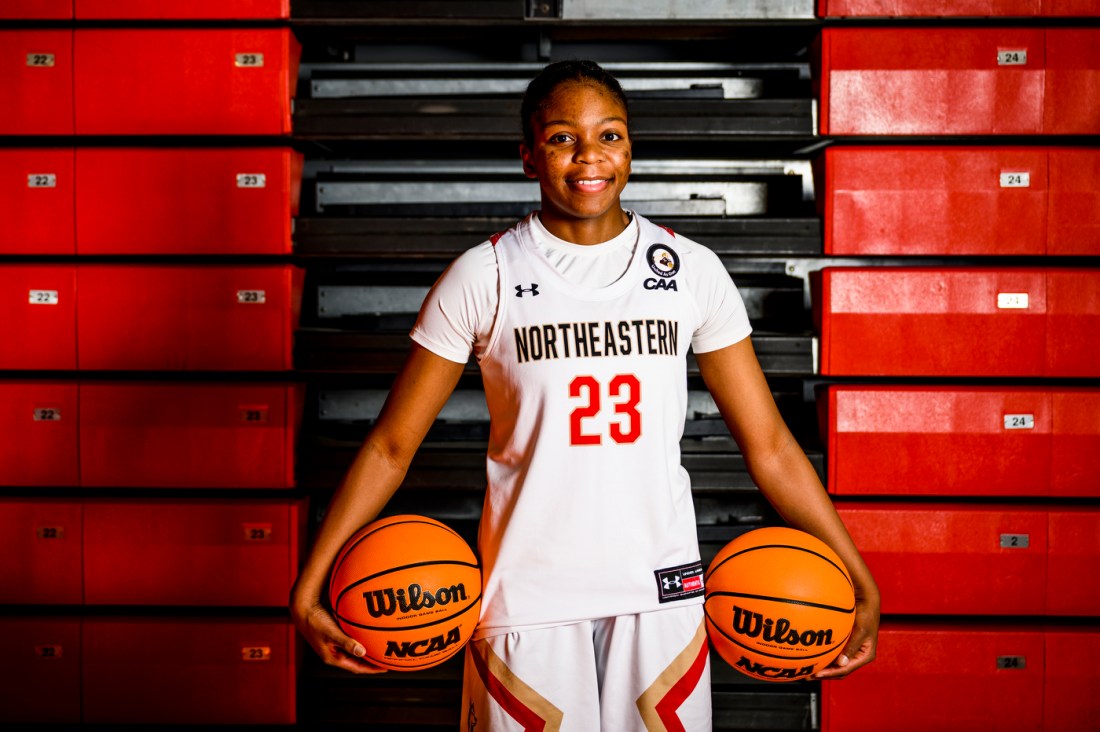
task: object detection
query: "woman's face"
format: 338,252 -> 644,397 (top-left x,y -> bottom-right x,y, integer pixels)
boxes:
520,81 -> 632,237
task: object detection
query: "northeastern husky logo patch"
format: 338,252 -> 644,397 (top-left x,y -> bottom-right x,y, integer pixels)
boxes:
646,243 -> 680,278
655,561 -> 705,603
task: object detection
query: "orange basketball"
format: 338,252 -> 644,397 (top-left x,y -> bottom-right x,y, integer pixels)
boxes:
704,527 -> 855,682
329,515 -> 482,671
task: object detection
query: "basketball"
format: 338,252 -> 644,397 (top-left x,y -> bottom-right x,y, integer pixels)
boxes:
704,527 -> 855,682
328,515 -> 482,671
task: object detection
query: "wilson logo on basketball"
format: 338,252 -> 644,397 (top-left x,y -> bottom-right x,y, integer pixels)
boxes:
385,626 -> 463,658
731,605 -> 833,647
363,582 -> 469,618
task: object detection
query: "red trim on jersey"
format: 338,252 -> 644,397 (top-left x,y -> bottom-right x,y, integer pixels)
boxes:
469,643 -> 548,731
654,635 -> 710,732
490,232 -> 505,246
657,224 -> 676,238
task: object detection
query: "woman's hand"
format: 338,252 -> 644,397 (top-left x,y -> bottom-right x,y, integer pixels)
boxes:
815,588 -> 880,679
291,593 -> 389,675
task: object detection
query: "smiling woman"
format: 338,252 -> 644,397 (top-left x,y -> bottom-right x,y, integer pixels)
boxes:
290,59 -> 879,732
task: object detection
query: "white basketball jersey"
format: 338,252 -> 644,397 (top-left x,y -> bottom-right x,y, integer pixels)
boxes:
473,213 -> 750,637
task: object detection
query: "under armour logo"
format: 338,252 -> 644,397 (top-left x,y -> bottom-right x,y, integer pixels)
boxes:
662,575 -> 683,591
515,283 -> 539,297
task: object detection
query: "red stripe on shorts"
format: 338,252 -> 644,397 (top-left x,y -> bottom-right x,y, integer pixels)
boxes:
469,642 -> 548,732
654,635 -> 710,732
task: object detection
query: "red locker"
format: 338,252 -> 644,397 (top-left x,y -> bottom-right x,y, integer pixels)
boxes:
83,616 -> 296,724
75,0 -> 289,19
83,498 -> 302,606
1052,390 -> 1100,495
1046,510 -> 1100,615
0,499 -> 82,605
1044,0 -> 1100,14
818,28 -> 1045,135
1048,148 -> 1100,255
822,622 -> 1045,732
817,0 -> 1041,15
0,617 -> 81,723
1045,627 -> 1100,731
79,382 -> 300,489
73,29 -> 300,136
75,148 -> 301,255
814,267 -> 1048,377
0,30 -> 73,136
0,265 -> 77,370
0,148 -> 76,255
0,382 -> 79,487
823,386 -> 1053,497
838,503 -> 1047,614
1045,269 -> 1100,377
0,1 -> 73,18
76,264 -> 302,371
1044,30 -> 1100,134
821,147 -> 1048,256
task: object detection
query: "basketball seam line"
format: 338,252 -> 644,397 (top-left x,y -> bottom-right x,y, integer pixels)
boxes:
333,559 -> 481,608
705,590 -> 855,614
705,543 -> 855,593
335,591 -> 484,633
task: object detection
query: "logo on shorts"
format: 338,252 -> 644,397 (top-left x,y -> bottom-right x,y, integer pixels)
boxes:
646,243 -> 680,278
655,561 -> 705,604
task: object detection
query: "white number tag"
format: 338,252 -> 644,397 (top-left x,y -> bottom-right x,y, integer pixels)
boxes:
27,53 -> 55,67
28,174 -> 57,188
33,408 -> 61,422
997,293 -> 1029,309
235,53 -> 264,68
997,50 -> 1027,66
243,523 -> 273,542
236,173 -> 267,188
1004,414 -> 1034,430
237,290 -> 266,304
1000,172 -> 1030,188
29,290 -> 59,305
241,646 -> 272,662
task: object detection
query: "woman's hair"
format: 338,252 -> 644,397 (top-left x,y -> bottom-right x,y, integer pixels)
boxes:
520,60 -> 629,147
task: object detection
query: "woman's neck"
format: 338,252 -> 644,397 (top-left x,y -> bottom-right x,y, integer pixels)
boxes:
536,208 -> 631,246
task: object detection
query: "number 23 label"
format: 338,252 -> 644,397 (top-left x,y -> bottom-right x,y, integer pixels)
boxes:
569,374 -> 641,446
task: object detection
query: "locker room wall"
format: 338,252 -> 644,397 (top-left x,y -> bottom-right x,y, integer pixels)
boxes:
0,1 -> 1097,729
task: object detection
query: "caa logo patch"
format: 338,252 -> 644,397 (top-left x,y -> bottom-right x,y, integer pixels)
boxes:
646,243 -> 680,278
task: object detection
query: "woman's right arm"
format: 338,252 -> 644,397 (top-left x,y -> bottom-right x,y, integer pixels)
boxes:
290,343 -> 466,674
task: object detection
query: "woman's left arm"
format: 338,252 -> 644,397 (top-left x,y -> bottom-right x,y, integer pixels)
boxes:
695,337 -> 879,678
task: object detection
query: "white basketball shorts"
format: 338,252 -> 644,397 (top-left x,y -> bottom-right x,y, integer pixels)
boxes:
460,604 -> 711,732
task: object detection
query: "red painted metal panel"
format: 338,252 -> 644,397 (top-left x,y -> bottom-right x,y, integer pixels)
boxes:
0,617 -> 81,723
79,382 -> 299,489
1044,30 -> 1100,134
76,264 -> 301,371
824,386 -> 1052,496
1046,510 -> 1100,615
815,267 -> 1047,376
75,148 -> 300,255
1044,627 -> 1100,731
0,1 -> 73,18
83,498 -> 301,606
75,0 -> 288,19
0,265 -> 77,370
1048,148 -> 1100,255
822,146 -> 1048,256
0,30 -> 73,135
83,616 -> 296,724
0,499 -> 82,604
821,622 -> 1044,732
1045,269 -> 1100,377
0,382 -> 78,487
838,504 -> 1047,614
817,0 -> 1041,15
1043,0 -> 1100,13
819,28 -> 1045,135
74,29 -> 299,135
1051,390 -> 1100,496
0,148 -> 75,255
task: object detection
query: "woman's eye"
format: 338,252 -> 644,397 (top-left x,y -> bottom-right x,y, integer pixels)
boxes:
602,132 -> 623,142
549,133 -> 572,144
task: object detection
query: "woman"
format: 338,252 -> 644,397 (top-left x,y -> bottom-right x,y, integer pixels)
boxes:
291,59 -> 879,731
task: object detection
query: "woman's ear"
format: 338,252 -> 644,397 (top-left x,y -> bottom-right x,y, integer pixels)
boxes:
519,143 -> 538,179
